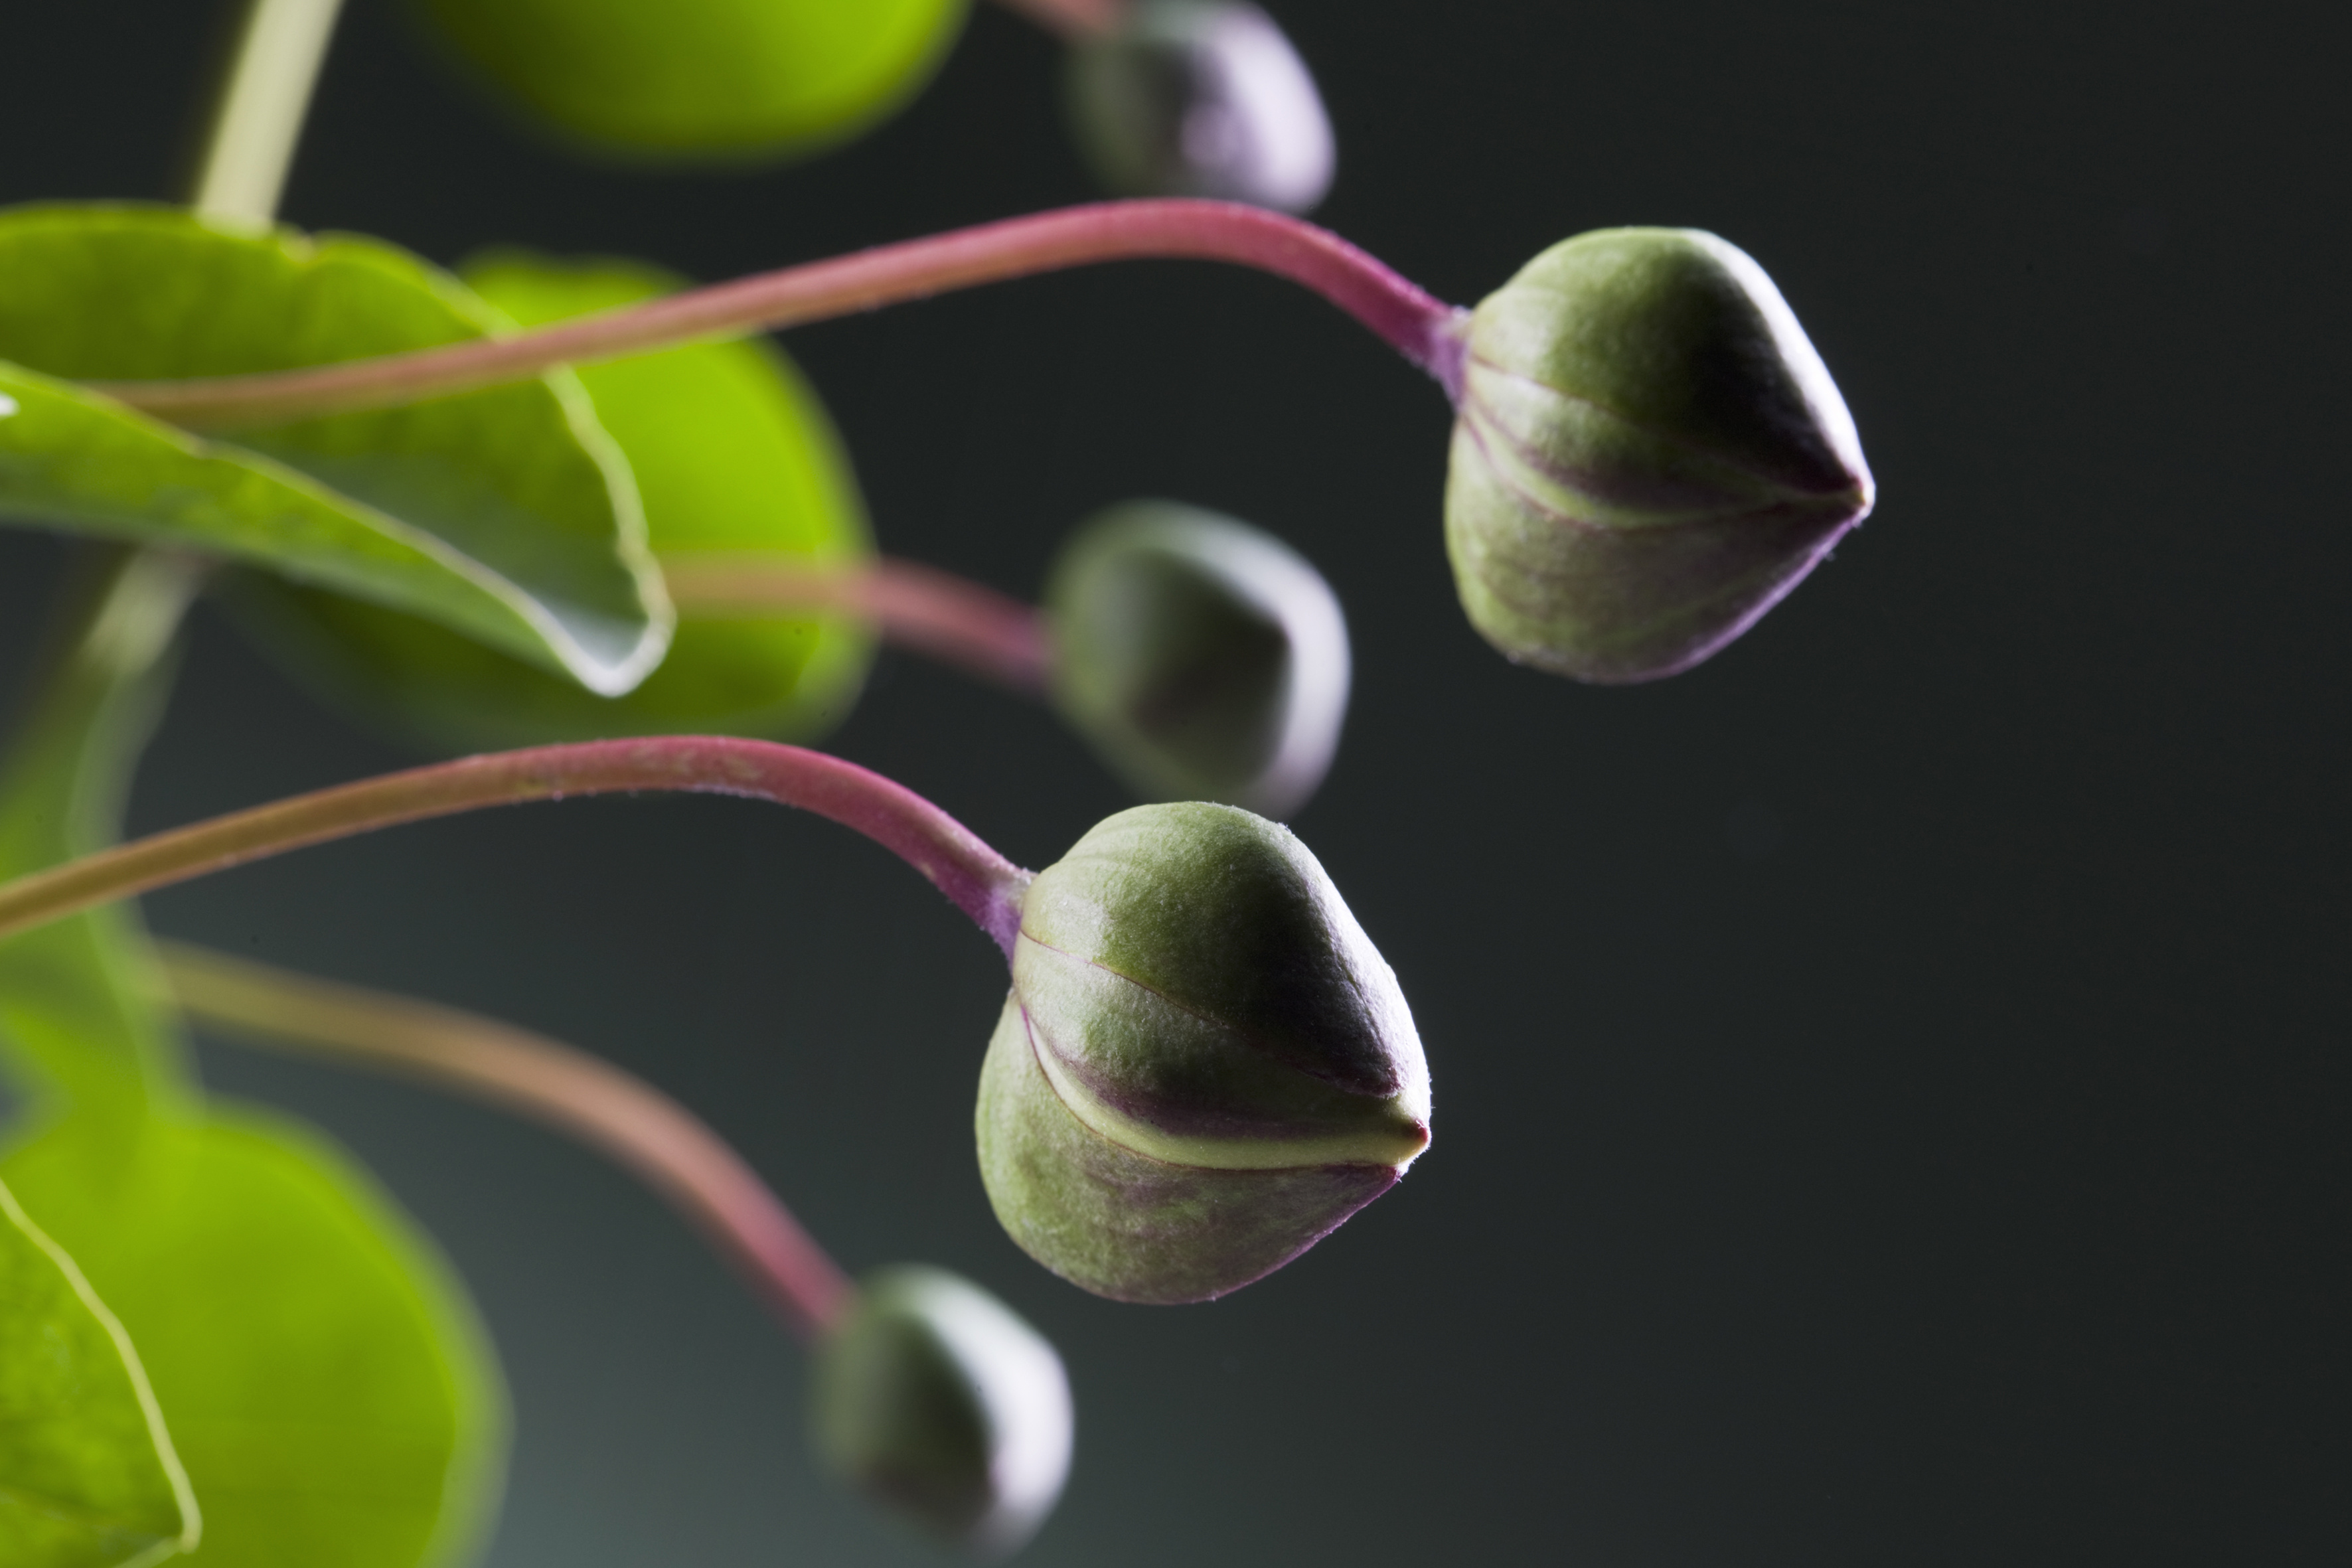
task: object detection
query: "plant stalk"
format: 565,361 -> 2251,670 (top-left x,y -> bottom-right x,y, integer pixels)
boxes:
992,0 -> 1125,39
99,199 -> 1470,428
664,555 -> 1053,693
189,0 -> 347,222
0,738 -> 1034,960
161,941 -> 856,1340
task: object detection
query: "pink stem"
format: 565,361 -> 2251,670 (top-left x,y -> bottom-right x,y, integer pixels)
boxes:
664,554 -> 1053,694
161,942 -> 856,1340
96,200 -> 1469,429
992,0 -> 1125,39
0,738 -> 1033,961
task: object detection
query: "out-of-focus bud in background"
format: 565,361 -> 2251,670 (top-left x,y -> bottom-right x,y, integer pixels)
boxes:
812,1266 -> 1073,1556
977,803 -> 1428,1304
1045,501 -> 1349,819
1445,228 -> 1875,682
1065,2 -> 1334,212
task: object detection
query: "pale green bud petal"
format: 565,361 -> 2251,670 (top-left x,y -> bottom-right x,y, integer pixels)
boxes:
1046,501 -> 1350,819
1446,228 -> 1875,681
1065,2 -> 1335,213
812,1266 -> 1073,1556
977,803 -> 1428,1303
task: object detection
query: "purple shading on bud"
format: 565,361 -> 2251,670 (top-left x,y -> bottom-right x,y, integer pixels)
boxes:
1065,3 -> 1335,214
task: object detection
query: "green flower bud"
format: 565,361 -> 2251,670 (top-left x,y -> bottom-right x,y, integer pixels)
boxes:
1044,501 -> 1349,819
1065,1 -> 1335,213
812,1266 -> 1072,1557
1445,228 -> 1875,682
977,803 -> 1428,1304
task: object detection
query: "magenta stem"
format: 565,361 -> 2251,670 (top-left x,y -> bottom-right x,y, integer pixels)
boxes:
664,554 -> 1053,694
161,941 -> 856,1340
96,200 -> 1468,429
992,0 -> 1123,38
0,738 -> 1033,961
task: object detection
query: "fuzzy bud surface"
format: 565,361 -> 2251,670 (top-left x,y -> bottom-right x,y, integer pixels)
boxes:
977,803 -> 1429,1304
1446,228 -> 1875,681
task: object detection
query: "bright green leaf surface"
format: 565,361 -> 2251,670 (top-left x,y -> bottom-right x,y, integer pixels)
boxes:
0,204 -> 668,696
225,251 -> 874,751
0,366 -> 650,693
0,1175 -> 196,1568
0,551 -> 508,1567
2,1113 -> 506,1568
420,0 -> 967,161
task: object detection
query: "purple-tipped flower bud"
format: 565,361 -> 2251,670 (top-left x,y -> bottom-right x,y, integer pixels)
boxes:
812,1266 -> 1073,1557
1065,2 -> 1334,213
1446,228 -> 1875,682
977,803 -> 1428,1304
1045,501 -> 1349,819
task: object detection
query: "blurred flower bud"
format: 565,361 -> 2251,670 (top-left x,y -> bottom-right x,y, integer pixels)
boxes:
812,1266 -> 1073,1556
1065,2 -> 1334,212
1044,501 -> 1349,819
977,803 -> 1428,1304
1446,228 -> 1875,682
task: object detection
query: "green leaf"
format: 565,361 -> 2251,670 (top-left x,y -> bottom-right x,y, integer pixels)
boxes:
0,551 -> 202,1152
3,1112 -> 507,1568
0,368 -> 651,696
0,204 -> 668,696
0,550 -> 508,1567
0,1174 -> 198,1568
418,0 -> 967,160
222,251 -> 874,752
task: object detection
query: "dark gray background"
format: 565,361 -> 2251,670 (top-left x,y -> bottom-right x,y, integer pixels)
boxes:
2,1 -> 2344,1563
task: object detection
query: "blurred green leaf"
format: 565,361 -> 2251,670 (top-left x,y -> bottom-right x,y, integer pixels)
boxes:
418,0 -> 967,161
225,251 -> 873,751
0,551 -> 201,1153
0,550 -> 507,1568
0,1174 -> 197,1568
0,204 -> 668,696
3,1113 -> 507,1568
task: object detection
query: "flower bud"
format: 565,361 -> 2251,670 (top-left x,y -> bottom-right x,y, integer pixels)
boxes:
1065,2 -> 1334,213
977,803 -> 1428,1304
1445,228 -> 1875,682
811,1266 -> 1073,1557
1044,501 -> 1349,819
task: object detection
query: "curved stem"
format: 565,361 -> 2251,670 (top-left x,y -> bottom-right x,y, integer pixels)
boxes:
664,554 -> 1053,694
189,0 -> 346,222
159,942 -> 855,1340
0,738 -> 1033,961
992,0 -> 1124,39
98,200 -> 1469,429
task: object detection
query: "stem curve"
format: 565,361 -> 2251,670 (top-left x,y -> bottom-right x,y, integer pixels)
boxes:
992,0 -> 1124,39
98,200 -> 1469,428
0,738 -> 1033,961
161,941 -> 856,1340
663,554 -> 1053,693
